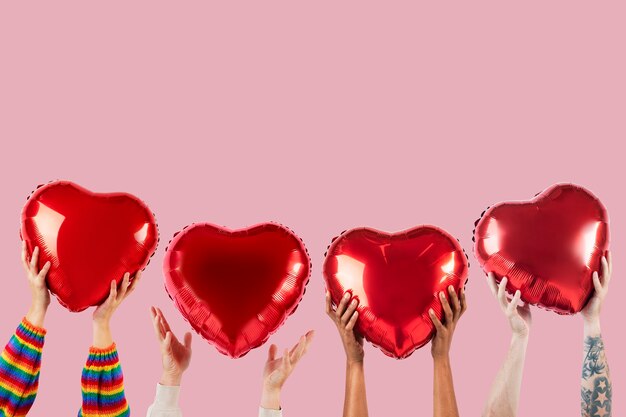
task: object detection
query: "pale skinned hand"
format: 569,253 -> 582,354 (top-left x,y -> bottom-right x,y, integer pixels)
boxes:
92,271 -> 141,348
261,331 -> 314,410
487,273 -> 532,338
93,271 -> 141,325
150,306 -> 192,386
326,291 -> 364,364
429,285 -> 467,359
22,244 -> 51,328
581,252 -> 612,326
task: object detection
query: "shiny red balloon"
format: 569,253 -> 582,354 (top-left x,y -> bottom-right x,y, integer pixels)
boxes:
20,181 -> 159,312
163,223 -> 311,358
323,226 -> 469,359
473,183 -> 609,314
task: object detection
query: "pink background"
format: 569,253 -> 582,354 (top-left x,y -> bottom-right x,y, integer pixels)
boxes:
0,2 -> 624,416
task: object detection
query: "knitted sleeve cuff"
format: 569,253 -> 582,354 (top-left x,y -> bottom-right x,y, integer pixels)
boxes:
85,343 -> 119,367
16,318 -> 46,349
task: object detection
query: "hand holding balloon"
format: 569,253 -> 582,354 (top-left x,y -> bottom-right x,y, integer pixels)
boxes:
429,285 -> 467,359
261,331 -> 314,410
581,252 -> 612,336
150,307 -> 192,387
326,291 -> 364,364
92,272 -> 141,348
22,244 -> 51,328
487,274 -> 532,339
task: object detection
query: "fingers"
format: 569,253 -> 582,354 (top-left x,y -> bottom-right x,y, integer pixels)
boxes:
325,291 -> 332,317
447,285 -> 461,320
507,290 -> 522,316
346,310 -> 359,331
460,286 -> 468,316
268,344 -> 278,361
429,309 -> 444,333
600,256 -> 611,287
340,297 -> 358,326
29,246 -> 39,271
439,291 -> 453,323
157,308 -> 172,333
281,348 -> 291,371
290,336 -> 307,364
607,251 -> 612,276
150,307 -> 165,341
592,271 -> 602,294
486,272 -> 498,296
126,270 -> 142,296
21,241 -> 29,271
108,279 -> 118,302
335,292 -> 351,322
38,261 -> 51,281
497,277 -> 509,309
163,331 -> 173,353
116,273 -> 131,301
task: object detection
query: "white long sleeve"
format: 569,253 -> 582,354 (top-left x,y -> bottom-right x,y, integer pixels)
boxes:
145,383 -> 283,417
259,407 -> 283,417
146,384 -> 182,417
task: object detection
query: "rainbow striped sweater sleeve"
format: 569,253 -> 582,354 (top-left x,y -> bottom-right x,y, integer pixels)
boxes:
78,344 -> 129,417
0,318 -> 46,417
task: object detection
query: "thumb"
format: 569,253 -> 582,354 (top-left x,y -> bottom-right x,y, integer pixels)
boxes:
183,332 -> 192,349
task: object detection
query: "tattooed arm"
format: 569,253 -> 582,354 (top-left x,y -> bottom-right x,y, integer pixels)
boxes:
580,253 -> 612,417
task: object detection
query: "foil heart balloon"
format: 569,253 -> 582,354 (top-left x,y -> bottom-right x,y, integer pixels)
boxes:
164,223 -> 311,358
21,181 -> 159,312
323,226 -> 469,359
473,183 -> 609,314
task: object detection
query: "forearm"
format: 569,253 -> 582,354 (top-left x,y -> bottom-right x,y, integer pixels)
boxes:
482,334 -> 528,417
260,386 -> 281,411
0,319 -> 46,417
343,361 -> 368,417
433,355 -> 459,417
581,319 -> 611,417
25,303 -> 47,329
79,344 -> 129,417
92,321 -> 114,349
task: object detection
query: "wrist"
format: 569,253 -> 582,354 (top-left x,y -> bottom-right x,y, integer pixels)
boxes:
159,371 -> 183,387
583,319 -> 601,337
92,322 -> 113,348
260,386 -> 281,410
26,304 -> 48,328
346,358 -> 364,369
432,351 -> 451,362
511,332 -> 530,347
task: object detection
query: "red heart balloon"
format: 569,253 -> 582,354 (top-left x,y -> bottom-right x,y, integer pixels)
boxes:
163,223 -> 311,358
473,183 -> 609,314
20,181 -> 159,312
323,226 -> 469,359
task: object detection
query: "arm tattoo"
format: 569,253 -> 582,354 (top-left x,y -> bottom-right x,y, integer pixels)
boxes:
581,336 -> 612,417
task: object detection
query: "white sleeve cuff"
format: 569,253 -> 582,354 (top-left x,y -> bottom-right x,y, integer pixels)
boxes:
154,384 -> 181,409
259,406 -> 283,417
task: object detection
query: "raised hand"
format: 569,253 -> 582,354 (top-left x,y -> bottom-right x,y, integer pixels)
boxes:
429,285 -> 467,359
22,243 -> 51,327
261,331 -> 314,410
487,274 -> 532,338
92,271 -> 141,348
326,291 -> 364,364
150,306 -> 192,386
581,253 -> 612,332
